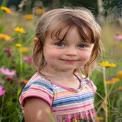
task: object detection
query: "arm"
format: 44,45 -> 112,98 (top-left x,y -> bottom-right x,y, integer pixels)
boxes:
24,97 -> 54,122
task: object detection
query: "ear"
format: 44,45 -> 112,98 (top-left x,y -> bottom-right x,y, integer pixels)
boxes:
33,38 -> 39,45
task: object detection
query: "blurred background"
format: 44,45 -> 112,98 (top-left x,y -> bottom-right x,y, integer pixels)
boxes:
0,0 -> 122,122
0,0 -> 122,17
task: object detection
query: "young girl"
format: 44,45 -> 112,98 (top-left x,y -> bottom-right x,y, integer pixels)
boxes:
19,7 -> 102,122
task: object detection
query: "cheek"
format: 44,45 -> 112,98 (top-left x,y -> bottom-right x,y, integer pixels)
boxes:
44,50 -> 60,60
80,52 -> 92,61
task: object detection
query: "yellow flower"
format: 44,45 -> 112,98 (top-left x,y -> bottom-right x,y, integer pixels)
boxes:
14,27 -> 26,33
0,6 -> 12,14
23,14 -> 34,20
117,71 -> 122,79
34,8 -> 45,15
15,43 -> 22,47
19,47 -> 29,53
97,117 -> 104,121
106,77 -> 120,84
0,33 -> 12,41
99,61 -> 117,68
106,81 -> 113,85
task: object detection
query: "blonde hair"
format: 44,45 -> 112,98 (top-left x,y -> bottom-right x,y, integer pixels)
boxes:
33,7 -> 102,77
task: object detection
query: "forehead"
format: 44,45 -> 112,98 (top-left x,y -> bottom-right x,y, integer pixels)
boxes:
48,24 -> 93,43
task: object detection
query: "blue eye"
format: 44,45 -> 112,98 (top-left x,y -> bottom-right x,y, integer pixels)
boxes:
55,42 -> 65,47
78,44 -> 87,48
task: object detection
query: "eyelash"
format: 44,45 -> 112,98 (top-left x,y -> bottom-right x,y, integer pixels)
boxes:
55,42 -> 65,47
55,42 -> 89,48
78,44 -> 88,48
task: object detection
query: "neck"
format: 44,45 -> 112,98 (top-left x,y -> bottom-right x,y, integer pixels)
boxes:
39,66 -> 81,89
40,66 -> 75,81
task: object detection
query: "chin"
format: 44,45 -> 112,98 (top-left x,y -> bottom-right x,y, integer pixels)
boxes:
60,67 -> 76,71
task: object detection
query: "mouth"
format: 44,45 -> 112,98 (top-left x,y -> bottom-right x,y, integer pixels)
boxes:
60,59 -> 80,62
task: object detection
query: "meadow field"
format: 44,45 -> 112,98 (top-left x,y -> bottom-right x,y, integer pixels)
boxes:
0,6 -> 122,122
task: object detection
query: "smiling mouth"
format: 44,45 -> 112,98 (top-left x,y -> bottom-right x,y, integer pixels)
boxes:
60,59 -> 79,62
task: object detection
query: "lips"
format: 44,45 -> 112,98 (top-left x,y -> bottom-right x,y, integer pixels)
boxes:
60,59 -> 79,62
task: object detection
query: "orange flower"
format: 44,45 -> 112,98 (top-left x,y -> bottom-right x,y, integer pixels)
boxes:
117,71 -> 122,79
23,14 -> 34,20
106,77 -> 120,85
0,33 -> 12,41
97,117 -> 104,121
34,8 -> 45,15
21,79 -> 28,84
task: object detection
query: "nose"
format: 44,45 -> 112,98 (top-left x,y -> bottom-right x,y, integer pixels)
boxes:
65,47 -> 77,56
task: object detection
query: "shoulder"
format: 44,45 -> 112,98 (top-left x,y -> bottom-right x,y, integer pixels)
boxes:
84,77 -> 97,94
75,72 -> 97,93
19,73 -> 54,107
23,73 -> 53,91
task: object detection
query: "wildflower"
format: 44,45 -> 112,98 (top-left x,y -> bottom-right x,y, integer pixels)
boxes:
0,33 -> 12,41
23,14 -> 34,20
117,71 -> 122,79
106,81 -> 114,85
21,79 -> 28,85
97,117 -> 104,121
0,85 -> 5,96
4,46 -> 13,57
6,76 -> 14,83
106,77 -> 120,84
114,34 -> 122,40
99,61 -> 117,68
0,68 -> 16,76
0,6 -> 12,14
19,47 -> 29,53
23,56 -> 33,65
15,43 -> 22,47
34,8 -> 45,15
14,27 -> 26,33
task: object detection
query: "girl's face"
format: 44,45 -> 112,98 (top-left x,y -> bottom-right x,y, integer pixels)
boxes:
43,27 -> 94,72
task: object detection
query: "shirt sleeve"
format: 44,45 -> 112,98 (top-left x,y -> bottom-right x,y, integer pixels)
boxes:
85,78 -> 97,94
19,76 -> 54,108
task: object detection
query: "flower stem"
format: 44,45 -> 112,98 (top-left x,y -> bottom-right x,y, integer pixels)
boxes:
103,67 -> 108,122
20,52 -> 23,76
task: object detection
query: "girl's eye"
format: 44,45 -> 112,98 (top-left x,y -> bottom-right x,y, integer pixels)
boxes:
78,44 -> 88,48
55,42 -> 65,47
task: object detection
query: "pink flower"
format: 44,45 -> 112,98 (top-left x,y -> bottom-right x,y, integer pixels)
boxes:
23,56 -> 33,65
0,85 -> 6,96
0,68 -> 16,76
114,34 -> 122,40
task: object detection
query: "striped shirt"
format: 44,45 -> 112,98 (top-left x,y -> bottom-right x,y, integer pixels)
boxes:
19,73 -> 97,122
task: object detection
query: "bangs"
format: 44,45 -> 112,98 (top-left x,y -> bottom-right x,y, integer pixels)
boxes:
48,14 -> 95,43
77,25 -> 94,43
50,24 -> 71,42
69,16 -> 95,43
